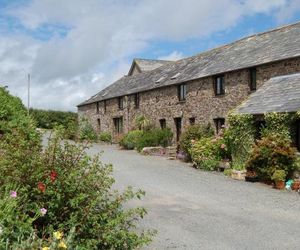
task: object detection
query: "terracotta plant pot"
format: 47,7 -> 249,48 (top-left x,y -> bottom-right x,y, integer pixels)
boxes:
292,181 -> 300,191
275,180 -> 285,190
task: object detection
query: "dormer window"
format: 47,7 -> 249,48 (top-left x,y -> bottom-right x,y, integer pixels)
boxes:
171,72 -> 181,80
214,75 -> 225,96
118,97 -> 124,110
178,84 -> 186,101
156,76 -> 164,84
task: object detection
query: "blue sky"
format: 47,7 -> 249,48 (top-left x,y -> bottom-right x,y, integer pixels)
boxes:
0,0 -> 299,111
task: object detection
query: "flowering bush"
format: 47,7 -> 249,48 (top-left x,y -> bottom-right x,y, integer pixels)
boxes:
189,136 -> 228,171
246,134 -> 298,180
0,89 -> 154,249
179,124 -> 214,161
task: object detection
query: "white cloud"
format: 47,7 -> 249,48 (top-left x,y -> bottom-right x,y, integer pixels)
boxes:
158,51 -> 184,61
275,0 -> 300,23
0,0 -> 297,111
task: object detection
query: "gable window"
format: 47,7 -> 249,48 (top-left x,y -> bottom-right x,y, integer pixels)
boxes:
134,93 -> 140,109
214,75 -> 225,96
189,117 -> 196,125
178,84 -> 187,101
214,118 -> 225,134
249,68 -> 257,91
113,117 -> 123,134
103,100 -> 107,113
96,102 -> 100,114
118,97 -> 124,110
159,119 -> 166,129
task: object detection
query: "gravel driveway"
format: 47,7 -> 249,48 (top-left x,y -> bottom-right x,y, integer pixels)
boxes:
86,144 -> 300,250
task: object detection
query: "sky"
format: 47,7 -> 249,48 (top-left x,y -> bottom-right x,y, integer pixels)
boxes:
0,0 -> 300,111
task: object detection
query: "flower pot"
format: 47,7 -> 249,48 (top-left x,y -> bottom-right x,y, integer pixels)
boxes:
231,170 -> 246,181
275,180 -> 285,190
292,181 -> 300,191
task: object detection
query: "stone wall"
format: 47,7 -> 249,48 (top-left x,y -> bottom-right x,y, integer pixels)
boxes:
78,57 -> 300,143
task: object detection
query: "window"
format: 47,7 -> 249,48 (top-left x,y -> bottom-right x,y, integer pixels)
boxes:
214,75 -> 225,96
113,117 -> 123,134
97,118 -> 101,130
103,100 -> 107,113
249,68 -> 257,91
159,119 -> 166,129
118,97 -> 124,110
174,117 -> 182,142
96,102 -> 100,114
134,93 -> 140,109
178,84 -> 187,101
189,117 -> 196,125
214,118 -> 225,134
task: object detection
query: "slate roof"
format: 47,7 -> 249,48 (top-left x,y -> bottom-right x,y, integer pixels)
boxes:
78,21 -> 300,107
236,73 -> 300,114
128,58 -> 171,75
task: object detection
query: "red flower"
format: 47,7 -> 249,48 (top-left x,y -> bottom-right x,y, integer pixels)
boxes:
50,171 -> 58,182
37,182 -> 46,193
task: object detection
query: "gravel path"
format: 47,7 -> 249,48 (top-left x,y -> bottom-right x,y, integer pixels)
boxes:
86,144 -> 300,250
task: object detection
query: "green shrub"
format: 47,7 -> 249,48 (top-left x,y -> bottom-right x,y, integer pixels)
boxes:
246,134 -> 298,180
79,118 -> 97,141
99,132 -> 112,142
179,124 -> 214,160
0,90 -> 154,249
135,115 -> 153,131
136,128 -> 173,151
225,113 -> 255,165
189,137 -> 226,171
120,130 -> 143,149
30,108 -> 78,130
261,112 -> 296,141
0,127 -> 154,249
271,170 -> 286,182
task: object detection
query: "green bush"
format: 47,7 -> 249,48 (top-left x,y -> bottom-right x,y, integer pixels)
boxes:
261,112 -> 296,141
246,134 -> 298,180
0,89 -> 154,249
99,132 -> 112,142
225,113 -> 255,165
179,124 -> 214,160
120,130 -> 143,149
79,118 -> 97,141
189,137 -> 227,171
136,128 -> 173,151
271,170 -> 286,182
30,108 -> 77,130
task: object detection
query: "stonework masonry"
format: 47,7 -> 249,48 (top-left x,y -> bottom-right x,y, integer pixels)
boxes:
78,57 -> 300,143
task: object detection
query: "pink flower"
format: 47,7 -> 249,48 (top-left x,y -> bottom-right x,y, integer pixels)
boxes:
190,139 -> 196,144
10,191 -> 17,198
221,124 -> 226,128
40,208 -> 47,216
220,144 -> 226,149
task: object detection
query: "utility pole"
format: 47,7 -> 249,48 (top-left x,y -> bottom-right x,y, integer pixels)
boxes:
28,73 -> 30,116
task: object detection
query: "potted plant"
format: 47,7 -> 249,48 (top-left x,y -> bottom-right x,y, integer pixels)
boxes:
231,162 -> 247,181
292,179 -> 300,191
271,170 -> 286,190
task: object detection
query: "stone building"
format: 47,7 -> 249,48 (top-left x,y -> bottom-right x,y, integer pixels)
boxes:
78,22 -> 300,144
